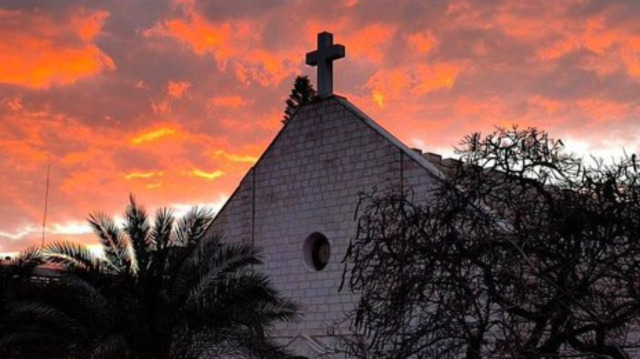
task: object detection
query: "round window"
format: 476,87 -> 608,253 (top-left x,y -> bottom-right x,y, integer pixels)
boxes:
303,232 -> 331,271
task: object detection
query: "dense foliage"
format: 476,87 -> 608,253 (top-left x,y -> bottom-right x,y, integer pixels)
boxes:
0,196 -> 299,359
342,127 -> 640,359
283,75 -> 316,123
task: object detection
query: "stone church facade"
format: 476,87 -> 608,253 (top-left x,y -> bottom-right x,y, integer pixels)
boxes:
204,32 -> 449,357
205,94 -> 447,357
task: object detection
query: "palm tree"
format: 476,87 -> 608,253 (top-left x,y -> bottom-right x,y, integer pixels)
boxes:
0,196 -> 299,359
0,246 -> 114,359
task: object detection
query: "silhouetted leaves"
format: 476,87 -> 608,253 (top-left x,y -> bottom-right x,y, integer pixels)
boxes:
283,75 -> 316,123
1,196 -> 299,359
342,127 -> 640,359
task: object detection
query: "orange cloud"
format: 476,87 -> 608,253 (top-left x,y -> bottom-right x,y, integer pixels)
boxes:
372,91 -> 385,108
190,169 -> 224,180
0,95 -> 240,255
146,182 -> 163,189
414,64 -> 461,95
213,150 -> 258,163
408,30 -> 437,54
131,127 -> 178,145
161,16 -> 232,55
346,24 -> 397,64
124,171 -> 163,180
366,62 -> 462,104
3,0 -> 640,257
621,42 -> 640,79
576,98 -> 631,120
0,9 -> 115,88
452,96 -> 507,119
146,3 -> 298,86
536,18 -> 618,62
7,97 -> 23,111
167,80 -> 191,98
151,100 -> 171,114
210,96 -> 250,108
487,0 -> 640,82
528,96 -> 564,116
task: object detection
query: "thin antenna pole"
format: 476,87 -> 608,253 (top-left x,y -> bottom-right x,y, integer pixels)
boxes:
42,159 -> 50,247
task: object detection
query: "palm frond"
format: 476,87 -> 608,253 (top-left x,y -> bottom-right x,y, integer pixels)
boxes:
152,207 -> 174,251
174,206 -> 214,246
54,275 -> 111,326
170,241 -> 261,303
223,271 -> 291,313
201,240 -> 263,274
172,326 -> 296,359
188,269 -> 300,324
88,212 -> 132,274
251,297 -> 301,325
3,197 -> 297,359
90,334 -> 130,359
0,331 -> 74,359
11,246 -> 43,266
5,300 -> 86,336
184,268 -> 271,308
43,241 -> 105,273
124,194 -> 150,275
233,334 -> 297,359
0,246 -> 43,279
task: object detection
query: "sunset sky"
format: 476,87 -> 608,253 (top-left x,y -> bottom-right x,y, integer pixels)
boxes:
1,0 -> 640,254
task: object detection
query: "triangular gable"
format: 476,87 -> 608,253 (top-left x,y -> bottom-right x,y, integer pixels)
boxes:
333,96 -> 445,180
207,95 -> 443,231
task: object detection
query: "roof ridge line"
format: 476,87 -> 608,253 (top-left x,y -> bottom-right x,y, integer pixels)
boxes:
332,96 -> 446,180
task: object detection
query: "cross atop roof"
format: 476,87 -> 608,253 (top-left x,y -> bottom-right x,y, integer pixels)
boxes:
306,32 -> 345,97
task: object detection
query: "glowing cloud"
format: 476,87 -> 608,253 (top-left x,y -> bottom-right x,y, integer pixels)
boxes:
0,226 -> 37,240
146,182 -> 163,189
7,97 -> 23,111
372,91 -> 385,108
345,0 -> 359,7
214,150 -> 258,163
408,31 -> 437,54
145,2 -> 299,86
0,9 -> 115,88
124,171 -> 163,180
168,80 -> 191,98
2,0 -> 640,256
210,96 -> 249,108
51,222 -> 93,235
366,62 -> 462,104
131,128 -> 178,145
190,169 -> 224,180
412,64 -> 461,95
346,24 -> 397,64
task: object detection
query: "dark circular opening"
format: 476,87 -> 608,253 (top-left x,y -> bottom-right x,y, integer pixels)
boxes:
303,232 -> 331,271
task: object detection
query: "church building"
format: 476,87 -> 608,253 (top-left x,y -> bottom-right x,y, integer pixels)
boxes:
205,32 -> 448,358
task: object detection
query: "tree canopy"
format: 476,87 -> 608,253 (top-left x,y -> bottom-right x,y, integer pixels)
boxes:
283,75 -> 316,123
342,127 -> 640,359
1,196 -> 299,359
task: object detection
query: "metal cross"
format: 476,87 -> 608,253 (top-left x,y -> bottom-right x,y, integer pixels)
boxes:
306,32 -> 345,97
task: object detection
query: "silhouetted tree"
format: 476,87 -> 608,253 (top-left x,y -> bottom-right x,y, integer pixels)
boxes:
283,75 -> 316,123
0,196 -> 300,359
0,248 -> 89,359
341,127 -> 640,359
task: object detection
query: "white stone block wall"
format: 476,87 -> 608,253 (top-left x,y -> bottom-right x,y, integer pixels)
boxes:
205,97 -> 441,346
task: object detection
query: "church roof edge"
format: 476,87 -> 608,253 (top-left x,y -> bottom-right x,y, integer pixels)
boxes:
331,96 -> 446,181
206,95 -> 446,232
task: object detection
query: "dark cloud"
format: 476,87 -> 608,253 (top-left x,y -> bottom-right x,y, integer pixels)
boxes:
194,0 -> 288,21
